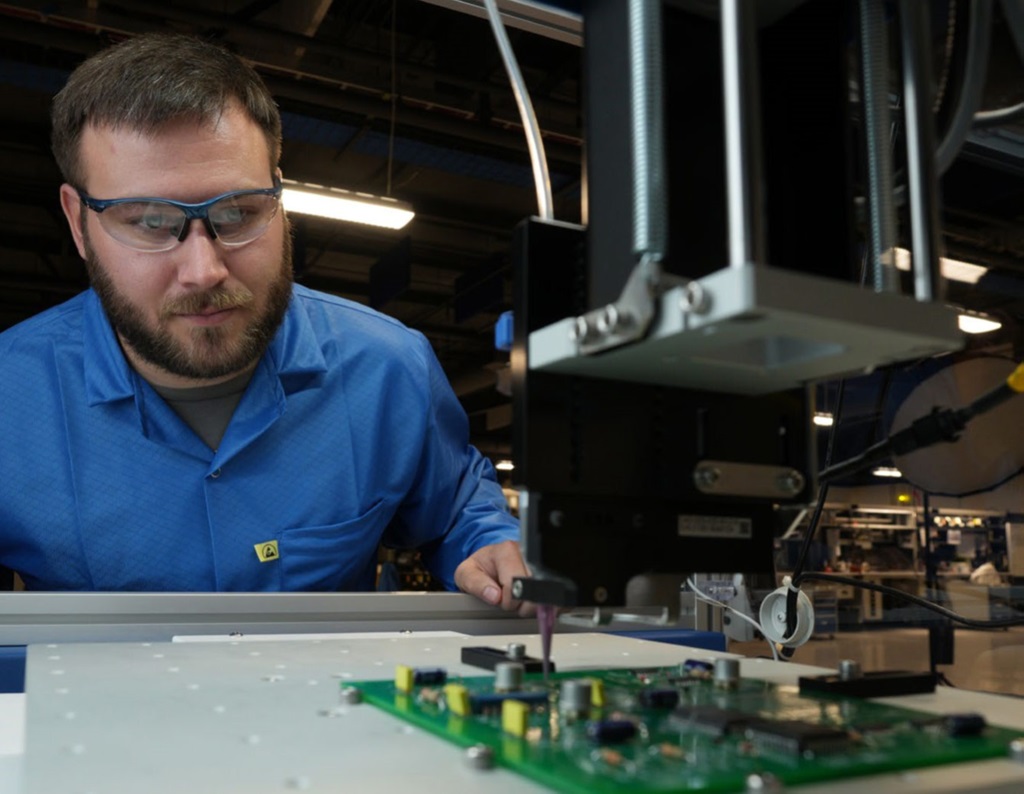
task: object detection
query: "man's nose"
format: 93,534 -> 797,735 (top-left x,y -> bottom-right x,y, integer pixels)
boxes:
174,219 -> 230,288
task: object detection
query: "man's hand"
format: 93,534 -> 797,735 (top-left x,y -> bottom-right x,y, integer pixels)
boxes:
454,540 -> 535,616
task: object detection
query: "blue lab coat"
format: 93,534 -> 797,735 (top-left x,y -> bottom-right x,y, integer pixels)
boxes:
0,285 -> 519,591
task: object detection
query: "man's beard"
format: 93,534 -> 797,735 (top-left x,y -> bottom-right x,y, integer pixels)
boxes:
84,228 -> 294,381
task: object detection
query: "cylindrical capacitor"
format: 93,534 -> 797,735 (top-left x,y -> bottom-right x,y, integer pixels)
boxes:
494,661 -> 525,692
713,658 -> 740,690
559,679 -> 593,719
838,659 -> 862,681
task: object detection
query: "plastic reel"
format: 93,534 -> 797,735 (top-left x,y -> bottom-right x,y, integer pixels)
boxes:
759,586 -> 815,648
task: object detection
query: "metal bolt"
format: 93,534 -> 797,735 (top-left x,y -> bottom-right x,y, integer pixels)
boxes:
680,282 -> 710,314
746,771 -> 784,792
511,580 -> 524,599
596,304 -> 619,334
694,466 -> 720,489
506,642 -> 526,661
593,586 -> 609,604
465,744 -> 495,770
338,686 -> 362,705
570,316 -> 589,344
776,470 -> 805,496
838,660 -> 862,681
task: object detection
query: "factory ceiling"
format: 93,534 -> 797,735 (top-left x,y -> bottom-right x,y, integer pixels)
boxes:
0,0 -> 1022,467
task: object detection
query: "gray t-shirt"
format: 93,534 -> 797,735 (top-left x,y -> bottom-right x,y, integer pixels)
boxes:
149,370 -> 253,450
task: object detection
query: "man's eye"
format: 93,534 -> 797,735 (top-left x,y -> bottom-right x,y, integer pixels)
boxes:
114,203 -> 179,232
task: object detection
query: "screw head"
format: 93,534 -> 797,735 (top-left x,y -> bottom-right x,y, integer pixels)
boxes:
593,586 -> 608,604
777,470 -> 805,495
680,282 -> 709,314
465,744 -> 495,770
511,580 -> 524,599
570,316 -> 589,343
338,686 -> 362,705
746,771 -> 784,792
596,304 -> 619,334
694,466 -> 720,488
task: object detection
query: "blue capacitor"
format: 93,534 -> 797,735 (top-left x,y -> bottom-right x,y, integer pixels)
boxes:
470,690 -> 548,714
682,659 -> 714,676
587,719 -> 638,744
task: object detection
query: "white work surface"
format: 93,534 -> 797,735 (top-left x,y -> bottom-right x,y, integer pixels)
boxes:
12,632 -> 1024,794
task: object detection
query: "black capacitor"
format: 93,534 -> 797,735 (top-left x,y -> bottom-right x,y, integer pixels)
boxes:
587,719 -> 638,744
946,713 -> 987,737
413,668 -> 448,686
638,688 -> 680,709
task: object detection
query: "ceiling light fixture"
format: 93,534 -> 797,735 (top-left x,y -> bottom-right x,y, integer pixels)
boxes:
893,247 -> 988,284
495,460 -> 515,471
281,179 -> 414,230
813,412 -> 834,427
872,466 -> 903,478
957,313 -> 1002,334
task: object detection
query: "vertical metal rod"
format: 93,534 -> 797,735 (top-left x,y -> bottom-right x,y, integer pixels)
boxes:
721,0 -> 766,268
898,0 -> 944,302
859,0 -> 900,293
628,0 -> 668,263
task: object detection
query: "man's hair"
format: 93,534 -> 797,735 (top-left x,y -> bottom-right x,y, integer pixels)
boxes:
51,33 -> 282,189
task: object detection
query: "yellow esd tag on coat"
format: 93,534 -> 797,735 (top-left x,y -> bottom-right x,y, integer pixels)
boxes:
254,540 -> 280,562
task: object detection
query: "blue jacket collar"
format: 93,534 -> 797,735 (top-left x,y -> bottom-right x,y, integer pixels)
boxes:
83,285 -> 327,406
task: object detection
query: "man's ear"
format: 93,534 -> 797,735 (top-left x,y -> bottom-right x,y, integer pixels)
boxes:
59,183 -> 88,260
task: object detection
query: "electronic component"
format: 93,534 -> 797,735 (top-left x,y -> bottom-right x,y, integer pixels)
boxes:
713,658 -> 740,690
461,645 -> 555,674
637,687 -> 679,710
799,670 -> 936,698
681,659 -> 714,679
443,683 -> 470,717
494,661 -> 525,692
502,698 -> 531,737
558,679 -> 592,719
745,719 -> 854,757
356,664 -> 1020,793
413,667 -> 447,686
469,690 -> 548,715
946,713 -> 988,738
670,705 -> 756,738
586,719 -> 638,745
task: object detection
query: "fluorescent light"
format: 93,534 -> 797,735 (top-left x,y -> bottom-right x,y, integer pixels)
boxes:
872,466 -> 903,478
281,179 -> 414,229
495,460 -> 515,471
893,247 -> 988,284
958,313 -> 1002,334
813,412 -> 834,427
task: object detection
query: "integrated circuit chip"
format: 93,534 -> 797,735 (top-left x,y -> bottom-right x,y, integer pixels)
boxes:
745,719 -> 853,757
669,705 -> 757,738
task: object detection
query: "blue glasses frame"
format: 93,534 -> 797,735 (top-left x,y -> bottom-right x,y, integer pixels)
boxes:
76,177 -> 283,248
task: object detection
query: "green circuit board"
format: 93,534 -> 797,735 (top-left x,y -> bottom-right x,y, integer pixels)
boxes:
352,663 -> 1021,794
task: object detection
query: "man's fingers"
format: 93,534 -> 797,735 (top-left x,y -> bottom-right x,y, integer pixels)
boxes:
454,558 -> 502,605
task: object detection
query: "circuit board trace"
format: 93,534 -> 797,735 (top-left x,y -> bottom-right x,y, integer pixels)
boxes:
353,664 -> 1019,794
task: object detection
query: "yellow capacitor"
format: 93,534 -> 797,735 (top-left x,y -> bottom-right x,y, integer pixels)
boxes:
444,684 -> 470,717
590,678 -> 606,708
395,664 -> 415,693
502,698 -> 530,737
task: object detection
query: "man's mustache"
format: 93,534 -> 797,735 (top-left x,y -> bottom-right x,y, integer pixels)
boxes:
161,288 -> 254,318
